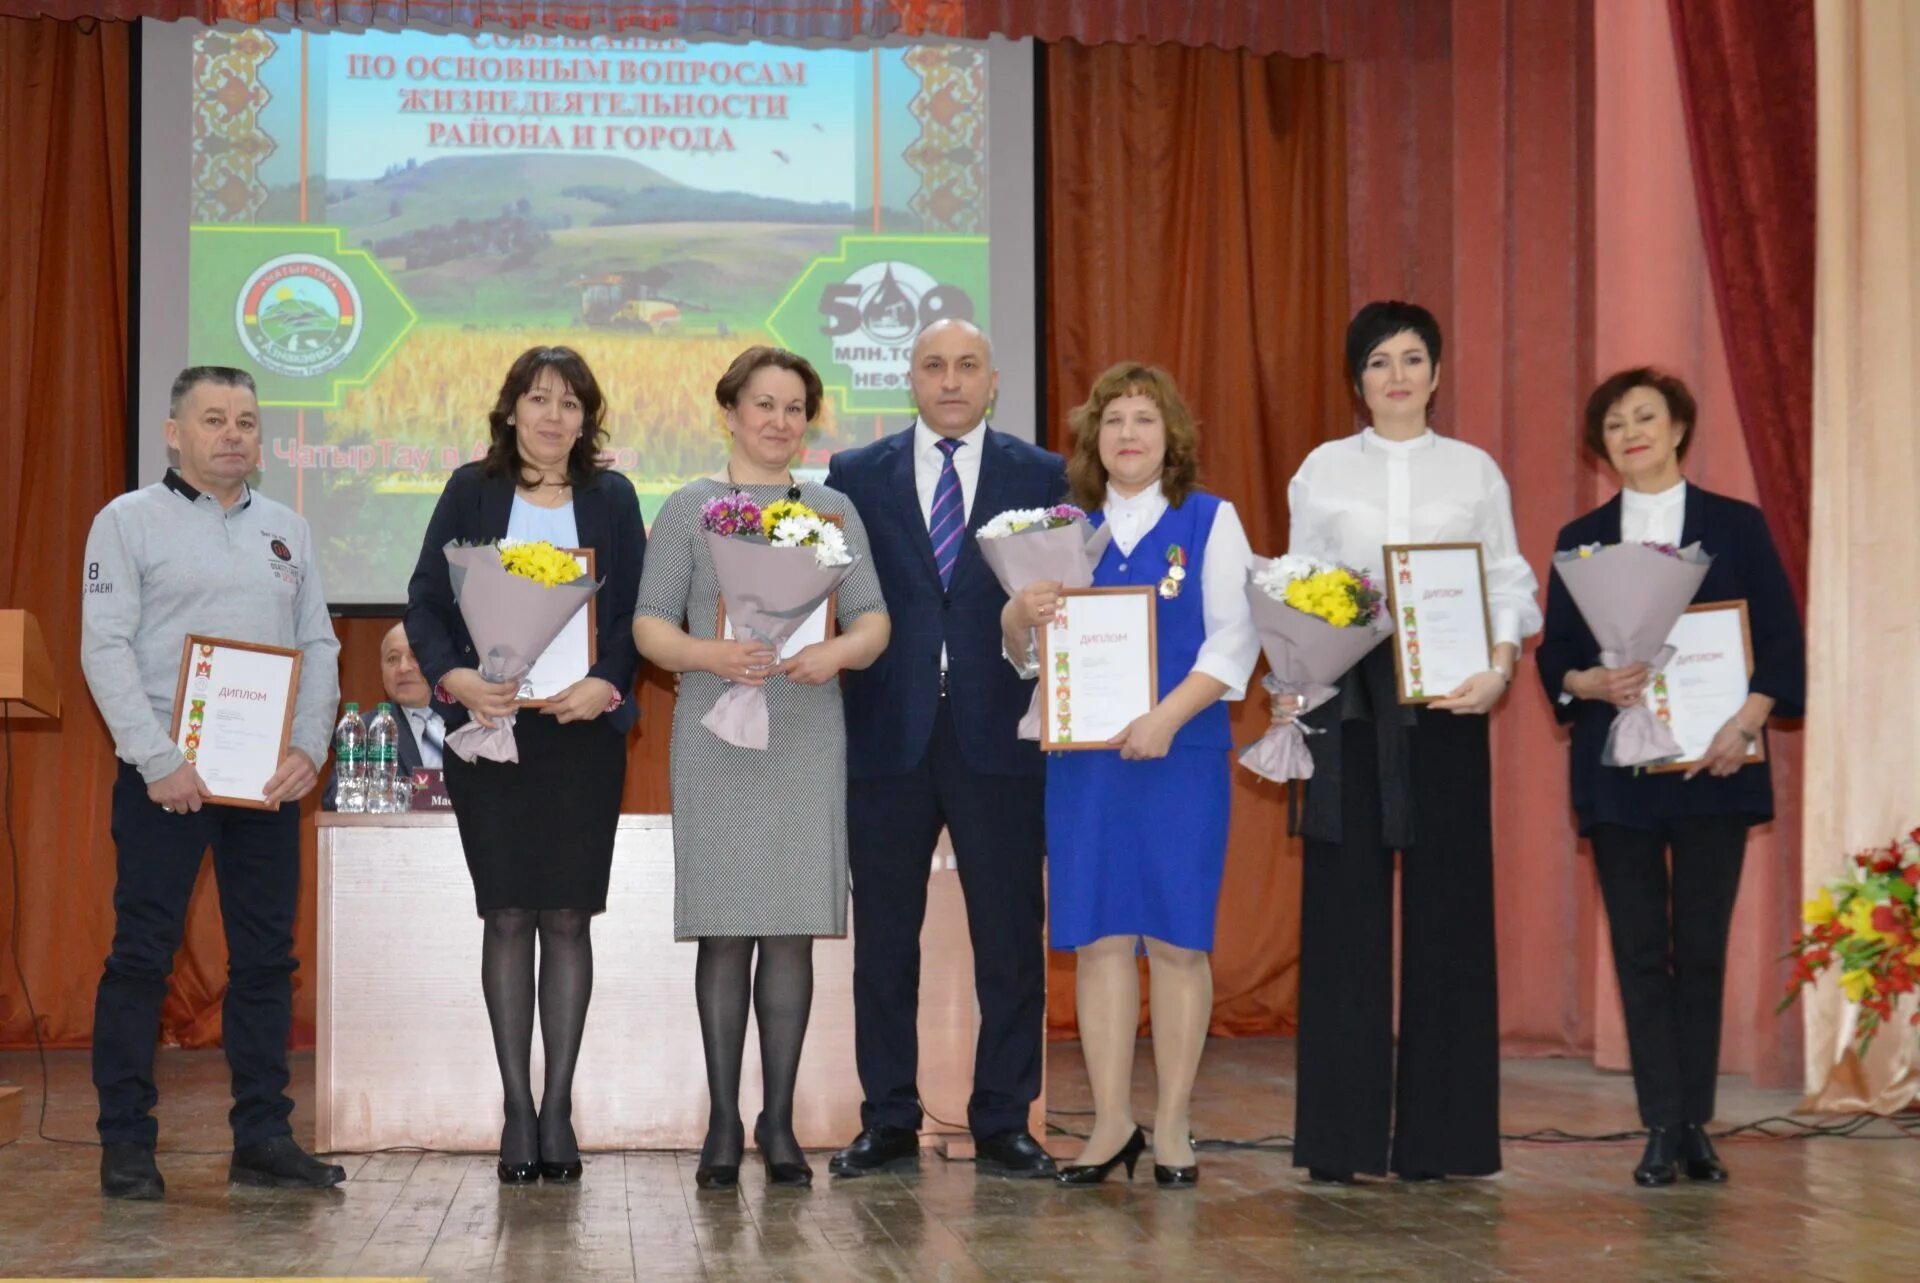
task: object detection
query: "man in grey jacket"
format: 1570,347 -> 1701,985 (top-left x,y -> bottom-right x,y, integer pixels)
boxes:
80,366 -> 343,1199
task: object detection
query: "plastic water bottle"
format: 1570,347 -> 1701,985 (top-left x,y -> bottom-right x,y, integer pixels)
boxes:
334,703 -> 367,813
367,702 -> 400,814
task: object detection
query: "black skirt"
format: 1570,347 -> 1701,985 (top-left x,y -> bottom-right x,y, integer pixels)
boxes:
442,711 -> 627,914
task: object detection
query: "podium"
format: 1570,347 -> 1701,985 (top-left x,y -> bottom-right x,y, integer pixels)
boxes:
0,610 -> 58,718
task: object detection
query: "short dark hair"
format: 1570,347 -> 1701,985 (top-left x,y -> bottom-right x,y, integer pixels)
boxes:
715,345 -> 824,421
483,346 -> 609,489
169,366 -> 257,418
1583,367 -> 1698,462
1344,301 -> 1444,394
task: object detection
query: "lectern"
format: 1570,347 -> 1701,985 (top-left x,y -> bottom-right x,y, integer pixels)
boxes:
0,609 -> 59,719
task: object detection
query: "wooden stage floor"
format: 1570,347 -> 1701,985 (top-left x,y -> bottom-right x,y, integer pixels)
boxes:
0,1041 -> 1912,1282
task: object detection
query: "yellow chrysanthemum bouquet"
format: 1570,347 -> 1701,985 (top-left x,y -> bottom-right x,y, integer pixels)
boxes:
1239,555 -> 1390,784
440,538 -> 600,763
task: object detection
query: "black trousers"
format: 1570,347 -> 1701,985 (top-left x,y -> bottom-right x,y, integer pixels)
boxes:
847,697 -> 1047,1138
1588,815 -> 1749,1128
93,763 -> 301,1149
1294,712 -> 1502,1177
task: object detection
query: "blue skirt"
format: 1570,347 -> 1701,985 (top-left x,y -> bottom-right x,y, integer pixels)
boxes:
1045,745 -> 1232,951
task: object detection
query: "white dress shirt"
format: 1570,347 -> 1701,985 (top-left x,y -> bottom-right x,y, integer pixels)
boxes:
1105,482 -> 1259,700
1286,429 -> 1542,648
913,416 -> 986,525
406,703 -> 446,769
915,417 -> 987,671
1620,480 -> 1687,547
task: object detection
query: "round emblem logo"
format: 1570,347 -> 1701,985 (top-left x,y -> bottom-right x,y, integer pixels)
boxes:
270,539 -> 293,562
234,254 -> 363,377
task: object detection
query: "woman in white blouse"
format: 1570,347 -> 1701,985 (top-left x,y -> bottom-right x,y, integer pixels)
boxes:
1000,362 -> 1257,1187
1283,301 -> 1541,1184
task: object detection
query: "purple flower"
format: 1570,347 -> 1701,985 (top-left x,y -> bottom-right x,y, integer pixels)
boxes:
700,492 -> 763,538
1047,503 -> 1088,524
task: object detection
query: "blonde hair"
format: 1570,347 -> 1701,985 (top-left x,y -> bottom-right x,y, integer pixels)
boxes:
1066,362 -> 1201,510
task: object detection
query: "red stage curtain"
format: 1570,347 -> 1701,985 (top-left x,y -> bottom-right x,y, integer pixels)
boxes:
1042,40 -> 1350,1037
1667,0 -> 1817,602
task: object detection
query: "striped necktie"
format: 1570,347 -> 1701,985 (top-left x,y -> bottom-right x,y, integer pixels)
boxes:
414,708 -> 445,768
928,437 -> 965,589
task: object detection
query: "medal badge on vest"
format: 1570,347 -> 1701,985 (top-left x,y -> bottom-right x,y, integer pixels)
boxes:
1158,544 -> 1188,599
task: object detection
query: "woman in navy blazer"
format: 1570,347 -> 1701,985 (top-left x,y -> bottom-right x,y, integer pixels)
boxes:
1537,368 -> 1803,1189
405,346 -> 645,1185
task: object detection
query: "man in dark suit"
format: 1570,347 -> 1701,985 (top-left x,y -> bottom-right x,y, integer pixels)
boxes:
824,319 -> 1067,1179
320,623 -> 444,810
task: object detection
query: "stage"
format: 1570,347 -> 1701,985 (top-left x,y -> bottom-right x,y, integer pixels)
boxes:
0,1042 -> 1910,1282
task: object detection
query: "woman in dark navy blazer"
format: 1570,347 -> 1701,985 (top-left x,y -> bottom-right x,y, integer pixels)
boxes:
405,346 -> 646,1184
1537,368 -> 1804,1188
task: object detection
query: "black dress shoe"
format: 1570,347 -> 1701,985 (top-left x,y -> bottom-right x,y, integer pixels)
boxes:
1056,1126 -> 1146,1186
1397,1170 -> 1446,1183
1679,1123 -> 1729,1183
1307,1168 -> 1355,1185
101,1142 -> 165,1200
1634,1126 -> 1680,1187
973,1129 -> 1057,1179
497,1160 -> 540,1184
229,1136 -> 347,1189
539,1158 -> 584,1183
694,1161 -> 739,1190
828,1124 -> 920,1178
754,1115 -> 813,1188
1153,1162 -> 1198,1187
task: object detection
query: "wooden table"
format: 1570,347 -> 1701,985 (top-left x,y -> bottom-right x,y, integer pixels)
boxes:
314,813 -> 1040,1152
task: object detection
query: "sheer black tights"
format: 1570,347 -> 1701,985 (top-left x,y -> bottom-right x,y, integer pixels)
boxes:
694,936 -> 814,1169
480,908 -> 594,1166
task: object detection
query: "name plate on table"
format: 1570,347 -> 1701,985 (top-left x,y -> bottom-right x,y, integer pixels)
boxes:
518,548 -> 597,706
1040,586 -> 1158,750
1645,600 -> 1763,774
170,635 -> 302,809
1382,543 -> 1493,703
406,768 -> 452,810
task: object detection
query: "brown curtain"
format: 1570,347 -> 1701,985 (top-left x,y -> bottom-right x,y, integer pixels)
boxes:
0,15 -> 131,1047
1043,41 -> 1351,1037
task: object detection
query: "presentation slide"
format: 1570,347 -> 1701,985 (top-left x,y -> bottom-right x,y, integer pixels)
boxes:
137,23 -> 1035,606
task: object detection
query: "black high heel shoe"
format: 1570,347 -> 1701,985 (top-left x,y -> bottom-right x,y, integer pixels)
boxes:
498,1111 -> 539,1184
1679,1123 -> 1728,1183
1056,1126 -> 1147,1186
695,1121 -> 743,1190
1152,1133 -> 1198,1187
539,1114 -> 584,1183
1308,1168 -> 1355,1184
754,1115 -> 813,1188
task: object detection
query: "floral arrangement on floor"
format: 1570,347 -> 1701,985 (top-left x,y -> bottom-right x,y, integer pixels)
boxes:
1780,828 -> 1920,1055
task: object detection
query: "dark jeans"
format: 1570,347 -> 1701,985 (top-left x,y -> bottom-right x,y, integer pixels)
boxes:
847,698 -> 1047,1138
1589,815 -> 1750,1128
93,763 -> 301,1148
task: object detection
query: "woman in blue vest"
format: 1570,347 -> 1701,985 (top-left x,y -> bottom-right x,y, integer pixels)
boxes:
1000,362 -> 1256,1187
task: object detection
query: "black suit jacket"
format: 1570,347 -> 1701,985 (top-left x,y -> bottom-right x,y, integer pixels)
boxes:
403,461 -> 646,734
826,425 -> 1068,778
320,703 -> 425,811
1535,483 -> 1805,834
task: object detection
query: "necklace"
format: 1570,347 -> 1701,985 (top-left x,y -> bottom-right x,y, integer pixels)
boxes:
727,462 -> 802,502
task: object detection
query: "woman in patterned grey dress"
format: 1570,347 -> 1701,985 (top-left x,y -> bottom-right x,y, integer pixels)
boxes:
633,347 -> 889,1189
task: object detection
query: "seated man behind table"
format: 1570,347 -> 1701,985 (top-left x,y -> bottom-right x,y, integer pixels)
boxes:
320,622 -> 445,810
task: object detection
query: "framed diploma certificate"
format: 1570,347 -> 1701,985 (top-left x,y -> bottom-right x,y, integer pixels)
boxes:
1040,586 -> 1158,750
1382,543 -> 1494,703
716,514 -> 842,660
170,635 -> 302,809
518,548 -> 598,706
1646,600 -> 1763,774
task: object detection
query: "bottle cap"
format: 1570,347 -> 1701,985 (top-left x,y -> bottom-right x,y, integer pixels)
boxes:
344,702 -> 359,712
377,702 -> 394,712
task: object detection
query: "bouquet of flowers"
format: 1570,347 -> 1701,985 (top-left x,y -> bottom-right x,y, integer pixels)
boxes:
1551,540 -> 1713,767
1238,555 -> 1391,783
975,504 -> 1113,740
442,538 -> 600,764
1780,830 -> 1920,1057
700,492 -> 857,750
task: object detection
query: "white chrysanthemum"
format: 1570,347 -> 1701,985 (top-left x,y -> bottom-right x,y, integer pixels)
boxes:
978,507 -> 1053,540
770,515 -> 852,567
1251,554 -> 1333,600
